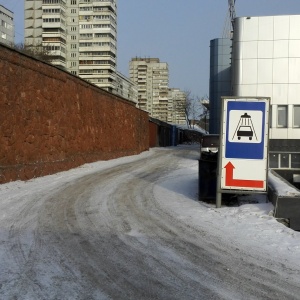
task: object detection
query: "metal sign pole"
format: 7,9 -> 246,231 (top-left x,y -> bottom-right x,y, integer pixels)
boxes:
216,97 -> 225,208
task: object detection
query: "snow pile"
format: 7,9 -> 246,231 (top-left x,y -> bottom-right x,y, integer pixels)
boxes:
0,145 -> 300,299
268,170 -> 300,197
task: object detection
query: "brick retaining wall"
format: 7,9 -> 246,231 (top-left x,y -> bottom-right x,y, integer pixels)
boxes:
0,44 -> 149,183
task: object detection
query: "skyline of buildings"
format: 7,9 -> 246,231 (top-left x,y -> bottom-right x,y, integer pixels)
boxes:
1,2 -> 190,125
129,57 -> 187,124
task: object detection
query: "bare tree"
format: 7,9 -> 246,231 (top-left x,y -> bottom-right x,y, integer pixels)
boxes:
170,94 -> 185,124
181,90 -> 195,128
198,95 -> 210,132
171,90 -> 190,127
173,90 -> 206,129
13,43 -> 52,64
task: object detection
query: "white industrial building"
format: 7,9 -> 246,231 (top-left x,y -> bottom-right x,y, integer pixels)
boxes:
232,15 -> 300,169
210,14 -> 300,170
0,5 -> 14,46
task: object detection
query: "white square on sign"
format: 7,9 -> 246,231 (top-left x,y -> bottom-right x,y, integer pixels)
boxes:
228,110 -> 263,143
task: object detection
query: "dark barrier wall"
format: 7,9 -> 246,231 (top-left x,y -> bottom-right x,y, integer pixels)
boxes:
0,44 -> 149,183
149,121 -> 158,147
178,129 -> 203,144
149,118 -> 176,147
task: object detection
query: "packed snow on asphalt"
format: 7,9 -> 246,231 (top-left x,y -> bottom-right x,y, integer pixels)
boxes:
0,145 -> 300,300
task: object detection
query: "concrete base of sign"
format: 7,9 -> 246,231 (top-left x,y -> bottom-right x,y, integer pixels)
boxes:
268,170 -> 300,231
198,159 -> 217,201
198,159 -> 235,204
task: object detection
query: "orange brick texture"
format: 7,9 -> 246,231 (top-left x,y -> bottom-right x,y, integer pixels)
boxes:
0,45 -> 149,183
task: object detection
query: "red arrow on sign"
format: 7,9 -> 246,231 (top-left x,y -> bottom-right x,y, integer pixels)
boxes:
224,162 -> 264,188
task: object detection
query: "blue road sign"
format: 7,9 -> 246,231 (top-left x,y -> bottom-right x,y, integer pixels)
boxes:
225,101 -> 266,160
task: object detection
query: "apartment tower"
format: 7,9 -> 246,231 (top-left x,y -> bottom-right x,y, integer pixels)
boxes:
0,5 -> 14,46
25,0 -> 117,93
130,58 -> 169,121
168,88 -> 186,125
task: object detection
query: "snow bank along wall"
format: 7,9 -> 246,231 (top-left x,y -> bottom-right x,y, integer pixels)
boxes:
268,170 -> 300,231
0,44 -> 149,183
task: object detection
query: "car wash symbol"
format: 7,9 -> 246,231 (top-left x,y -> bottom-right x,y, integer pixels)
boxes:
232,113 -> 257,141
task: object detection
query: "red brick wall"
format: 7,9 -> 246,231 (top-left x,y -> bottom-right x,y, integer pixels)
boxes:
0,45 -> 149,183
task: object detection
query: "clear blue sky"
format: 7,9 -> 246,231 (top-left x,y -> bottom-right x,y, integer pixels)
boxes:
2,0 -> 300,98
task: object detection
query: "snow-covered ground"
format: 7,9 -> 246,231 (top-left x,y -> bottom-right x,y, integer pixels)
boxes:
0,145 -> 300,299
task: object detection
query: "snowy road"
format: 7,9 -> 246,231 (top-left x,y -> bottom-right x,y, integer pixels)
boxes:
1,145 -> 300,299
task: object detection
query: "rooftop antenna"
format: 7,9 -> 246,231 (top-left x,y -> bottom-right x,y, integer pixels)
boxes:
222,0 -> 236,38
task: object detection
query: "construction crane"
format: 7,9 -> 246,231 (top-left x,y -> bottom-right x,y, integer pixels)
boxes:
222,0 -> 236,38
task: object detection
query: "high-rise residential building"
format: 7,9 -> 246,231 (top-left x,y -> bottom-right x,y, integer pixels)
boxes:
0,5 -> 14,46
130,57 -> 169,121
115,71 -> 138,104
25,0 -> 66,67
168,88 -> 186,125
25,0 -> 117,93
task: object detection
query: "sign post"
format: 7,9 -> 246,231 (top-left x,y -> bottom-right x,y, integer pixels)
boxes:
216,97 -> 270,207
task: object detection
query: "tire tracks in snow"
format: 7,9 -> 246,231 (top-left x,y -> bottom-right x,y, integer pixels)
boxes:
1,146 -> 300,299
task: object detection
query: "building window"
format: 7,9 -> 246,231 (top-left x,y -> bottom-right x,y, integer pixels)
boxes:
277,105 -> 288,128
291,154 -> 300,168
293,105 -> 300,128
269,153 -> 279,168
281,154 -> 289,168
80,24 -> 92,29
270,153 -> 300,169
